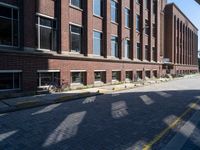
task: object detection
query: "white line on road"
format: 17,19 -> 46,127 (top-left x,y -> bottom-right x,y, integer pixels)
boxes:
140,95 -> 154,105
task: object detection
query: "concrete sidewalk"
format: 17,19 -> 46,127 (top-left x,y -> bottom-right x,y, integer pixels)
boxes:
0,74 -> 198,114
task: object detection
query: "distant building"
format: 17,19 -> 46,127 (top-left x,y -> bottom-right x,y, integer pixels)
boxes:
0,0 -> 198,95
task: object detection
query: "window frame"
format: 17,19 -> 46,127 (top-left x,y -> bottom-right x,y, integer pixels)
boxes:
71,71 -> 86,85
111,35 -> 119,58
0,3 -> 19,48
93,0 -> 103,17
93,30 -> 103,56
36,14 -> 57,51
69,24 -> 82,53
124,7 -> 130,28
111,0 -> 118,23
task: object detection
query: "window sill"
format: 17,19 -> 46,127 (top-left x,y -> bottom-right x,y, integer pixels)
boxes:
93,14 -> 103,19
111,21 -> 119,26
69,4 -> 83,11
125,26 -> 131,30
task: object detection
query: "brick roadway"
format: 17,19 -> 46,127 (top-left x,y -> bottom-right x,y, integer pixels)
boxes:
0,77 -> 200,150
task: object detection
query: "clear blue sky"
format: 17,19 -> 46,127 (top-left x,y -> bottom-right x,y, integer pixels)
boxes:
167,0 -> 200,49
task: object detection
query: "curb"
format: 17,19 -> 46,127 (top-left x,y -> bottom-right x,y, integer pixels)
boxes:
0,92 -> 102,114
0,74 -> 199,114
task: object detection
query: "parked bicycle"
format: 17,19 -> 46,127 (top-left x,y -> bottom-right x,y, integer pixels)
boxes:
48,79 -> 70,93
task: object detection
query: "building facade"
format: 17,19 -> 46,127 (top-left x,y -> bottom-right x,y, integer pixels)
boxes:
0,0 -> 198,94
164,3 -> 199,75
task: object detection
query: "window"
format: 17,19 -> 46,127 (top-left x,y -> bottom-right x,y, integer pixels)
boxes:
145,20 -> 149,35
93,31 -> 102,55
136,71 -> 143,81
70,0 -> 82,8
111,0 -> 118,23
145,45 -> 150,61
136,15 -> 140,32
153,0 -> 157,14
111,36 -> 119,58
153,24 -> 156,37
38,71 -> 60,87
153,70 -> 157,78
145,71 -> 151,79
145,0 -> 149,10
112,71 -> 120,81
125,8 -> 130,28
152,47 -> 157,61
36,16 -> 57,51
136,43 -> 142,60
0,5 -> 19,47
71,72 -> 86,84
93,0 -> 103,17
70,25 -> 82,53
94,71 -> 106,82
126,71 -> 132,81
124,39 -> 130,59
0,71 -> 21,91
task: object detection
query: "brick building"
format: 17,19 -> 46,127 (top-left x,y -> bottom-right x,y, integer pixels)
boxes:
0,0 -> 198,94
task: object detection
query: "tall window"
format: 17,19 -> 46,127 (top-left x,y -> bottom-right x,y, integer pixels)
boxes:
0,71 -> 21,91
70,0 -> 82,8
125,8 -> 130,28
137,43 -> 142,60
136,15 -> 140,32
153,24 -> 156,37
70,25 -> 82,53
111,0 -> 118,23
153,0 -> 157,14
36,16 -> 57,51
111,36 -> 118,58
93,0 -> 103,17
152,47 -> 157,61
145,20 -> 149,35
93,31 -> 102,55
145,45 -> 150,61
145,0 -> 149,10
124,39 -> 130,59
0,5 -> 19,47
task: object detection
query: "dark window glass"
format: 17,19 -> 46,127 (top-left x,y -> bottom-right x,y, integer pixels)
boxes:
93,31 -> 102,55
70,0 -> 81,8
38,72 -> 60,87
0,17 -> 12,46
153,24 -> 156,37
125,8 -> 130,28
0,5 -> 19,47
71,72 -> 85,84
145,20 -> 149,35
111,0 -> 118,23
153,70 -> 157,78
153,0 -> 157,14
37,17 -> 57,51
137,43 -> 142,60
93,0 -> 102,16
0,5 -> 11,18
70,25 -> 82,52
136,15 -> 140,32
145,45 -> 150,61
111,36 -> 118,58
0,72 -> 21,90
145,71 -> 151,79
152,47 -> 157,61
126,71 -> 132,80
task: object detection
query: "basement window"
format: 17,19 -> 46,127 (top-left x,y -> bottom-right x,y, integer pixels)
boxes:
0,71 -> 21,91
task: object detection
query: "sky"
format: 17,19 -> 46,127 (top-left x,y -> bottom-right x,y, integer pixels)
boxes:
167,0 -> 200,49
